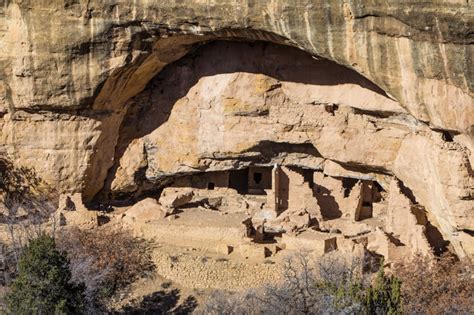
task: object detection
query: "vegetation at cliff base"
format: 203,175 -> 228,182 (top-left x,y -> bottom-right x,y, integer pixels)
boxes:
5,234 -> 85,314
1,233 -> 473,314
200,252 -> 403,314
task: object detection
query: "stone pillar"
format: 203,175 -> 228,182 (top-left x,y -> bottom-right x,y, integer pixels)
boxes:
273,164 -> 280,216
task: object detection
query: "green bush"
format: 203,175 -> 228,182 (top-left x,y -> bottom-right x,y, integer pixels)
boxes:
6,234 -> 85,314
366,264 -> 402,315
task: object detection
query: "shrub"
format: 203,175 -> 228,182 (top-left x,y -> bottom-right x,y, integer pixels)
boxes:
199,252 -> 404,315
0,157 -> 59,272
366,262 -> 402,315
5,234 -> 85,314
57,227 -> 155,309
395,253 -> 473,314
198,290 -> 253,315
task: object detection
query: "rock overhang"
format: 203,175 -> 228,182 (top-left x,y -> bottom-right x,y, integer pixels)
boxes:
0,1 -> 472,259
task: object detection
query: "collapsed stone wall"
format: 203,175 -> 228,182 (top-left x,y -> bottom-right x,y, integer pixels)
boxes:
102,165 -> 446,263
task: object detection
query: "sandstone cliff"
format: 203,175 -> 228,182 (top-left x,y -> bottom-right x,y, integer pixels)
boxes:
0,1 -> 472,258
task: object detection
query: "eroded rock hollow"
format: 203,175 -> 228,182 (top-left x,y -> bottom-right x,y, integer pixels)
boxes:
95,40 -> 471,260
0,1 -> 472,262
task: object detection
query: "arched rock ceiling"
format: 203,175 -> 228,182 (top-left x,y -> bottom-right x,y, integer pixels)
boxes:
0,1 -> 472,257
99,40 -> 473,258
0,1 -> 472,132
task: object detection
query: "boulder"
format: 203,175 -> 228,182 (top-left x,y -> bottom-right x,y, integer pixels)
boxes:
215,244 -> 233,255
122,198 -> 167,224
159,188 -> 194,209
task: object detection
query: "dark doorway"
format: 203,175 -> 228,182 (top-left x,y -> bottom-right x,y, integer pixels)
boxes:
253,172 -> 263,184
302,169 -> 314,188
277,170 -> 289,213
248,167 -> 272,195
229,169 -> 248,194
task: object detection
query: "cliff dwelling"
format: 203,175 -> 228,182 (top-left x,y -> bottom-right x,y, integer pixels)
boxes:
1,35 -> 471,266
0,2 -> 472,310
51,40 -> 467,264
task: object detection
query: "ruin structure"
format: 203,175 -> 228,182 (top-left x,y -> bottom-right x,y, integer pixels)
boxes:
0,1 -> 472,265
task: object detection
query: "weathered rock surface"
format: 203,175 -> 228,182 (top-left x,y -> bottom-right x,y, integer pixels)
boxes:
0,1 -> 472,258
122,198 -> 167,224
104,41 -> 471,257
159,188 -> 194,210
56,193 -> 98,229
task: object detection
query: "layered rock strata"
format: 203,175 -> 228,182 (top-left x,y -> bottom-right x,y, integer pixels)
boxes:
0,1 -> 472,259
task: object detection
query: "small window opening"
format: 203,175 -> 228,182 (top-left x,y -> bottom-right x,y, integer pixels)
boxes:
253,172 -> 262,184
441,131 -> 453,142
207,182 -> 215,190
324,104 -> 339,115
362,201 -> 371,207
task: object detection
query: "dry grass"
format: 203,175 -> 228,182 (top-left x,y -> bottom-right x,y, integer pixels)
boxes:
57,227 -> 155,310
395,253 -> 474,315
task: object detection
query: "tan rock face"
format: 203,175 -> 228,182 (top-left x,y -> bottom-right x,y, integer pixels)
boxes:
111,138 -> 147,193
159,188 -> 194,210
114,42 -> 408,182
0,2 -> 472,259
122,198 -> 167,224
0,1 -> 472,126
93,41 -> 471,257
385,180 -> 432,257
